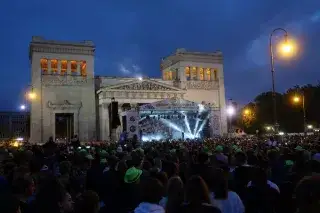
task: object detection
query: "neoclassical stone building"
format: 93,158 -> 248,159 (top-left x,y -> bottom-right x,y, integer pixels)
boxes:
29,37 -> 227,143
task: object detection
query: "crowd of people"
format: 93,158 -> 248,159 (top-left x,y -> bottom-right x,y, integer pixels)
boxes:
0,135 -> 320,213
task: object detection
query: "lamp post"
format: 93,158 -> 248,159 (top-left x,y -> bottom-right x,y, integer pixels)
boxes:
269,28 -> 293,133
292,91 -> 306,134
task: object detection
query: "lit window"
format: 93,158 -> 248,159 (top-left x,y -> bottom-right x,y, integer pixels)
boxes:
164,71 -> 168,80
199,68 -> 204,80
192,67 -> 197,80
71,61 -> 77,75
40,59 -> 48,73
185,67 -> 190,80
61,60 -> 67,75
206,68 -> 211,80
51,59 -> 58,74
81,61 -> 87,76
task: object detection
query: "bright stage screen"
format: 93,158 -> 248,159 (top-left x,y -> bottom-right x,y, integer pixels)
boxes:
139,109 -> 210,142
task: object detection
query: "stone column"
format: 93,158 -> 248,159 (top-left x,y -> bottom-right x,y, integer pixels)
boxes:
206,69 -> 211,81
77,61 -> 81,75
162,70 -> 166,80
57,60 -> 61,75
101,103 -> 109,141
67,61 -> 71,75
211,68 -> 216,81
196,67 -> 201,80
47,60 -> 51,73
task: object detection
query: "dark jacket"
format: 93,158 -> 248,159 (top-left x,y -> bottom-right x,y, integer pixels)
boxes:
178,203 -> 222,213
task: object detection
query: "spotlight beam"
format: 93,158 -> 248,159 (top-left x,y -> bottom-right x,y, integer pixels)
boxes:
195,114 -> 211,137
180,112 -> 192,135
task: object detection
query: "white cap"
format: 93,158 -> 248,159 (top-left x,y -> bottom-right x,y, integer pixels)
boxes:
117,146 -> 123,153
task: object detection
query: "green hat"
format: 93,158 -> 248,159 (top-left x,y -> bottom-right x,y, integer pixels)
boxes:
295,146 -> 304,151
79,149 -> 87,153
100,158 -> 107,164
85,154 -> 94,160
124,167 -> 142,183
232,145 -> 238,150
215,145 -> 223,152
235,148 -> 242,153
137,148 -> 144,154
203,147 -> 209,153
100,150 -> 108,157
285,160 -> 294,166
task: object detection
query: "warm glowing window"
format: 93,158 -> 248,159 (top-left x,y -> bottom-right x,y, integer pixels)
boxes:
51,59 -> 58,74
164,71 -> 169,80
192,67 -> 197,79
206,68 -> 211,80
40,59 -> 48,73
71,61 -> 77,73
199,68 -> 204,80
81,61 -> 87,76
61,60 -> 67,75
185,67 -> 190,80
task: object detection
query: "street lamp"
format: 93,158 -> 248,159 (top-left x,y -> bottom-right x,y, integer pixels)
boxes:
226,106 -> 235,116
226,106 -> 235,133
27,91 -> 36,100
243,109 -> 250,116
269,28 -> 294,133
292,92 -> 306,134
20,104 -> 26,111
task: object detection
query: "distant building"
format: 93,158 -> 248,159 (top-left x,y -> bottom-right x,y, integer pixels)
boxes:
0,112 -> 30,140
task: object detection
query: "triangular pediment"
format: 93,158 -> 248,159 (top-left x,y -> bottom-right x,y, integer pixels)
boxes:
139,98 -> 210,111
104,79 -> 182,91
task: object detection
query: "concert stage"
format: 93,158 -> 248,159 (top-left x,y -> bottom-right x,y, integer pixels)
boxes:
121,98 -> 220,142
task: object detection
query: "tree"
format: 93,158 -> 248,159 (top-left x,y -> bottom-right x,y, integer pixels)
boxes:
238,84 -> 320,133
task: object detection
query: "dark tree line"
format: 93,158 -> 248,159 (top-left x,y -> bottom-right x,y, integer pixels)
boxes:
237,83 -> 320,134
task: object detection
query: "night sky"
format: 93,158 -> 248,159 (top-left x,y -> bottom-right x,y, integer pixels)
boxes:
1,0 -> 320,111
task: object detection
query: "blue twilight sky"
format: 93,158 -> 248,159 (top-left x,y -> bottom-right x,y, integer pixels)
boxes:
0,0 -> 320,111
